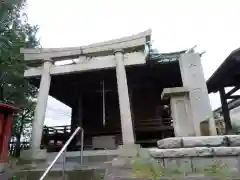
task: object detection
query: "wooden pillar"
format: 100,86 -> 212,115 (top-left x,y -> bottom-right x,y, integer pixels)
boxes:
129,88 -> 136,141
0,114 -> 12,162
219,87 -> 232,133
70,95 -> 83,150
129,88 -> 135,124
71,96 -> 83,133
71,105 -> 77,134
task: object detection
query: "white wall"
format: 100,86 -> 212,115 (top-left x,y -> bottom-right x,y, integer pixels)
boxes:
230,107 -> 240,126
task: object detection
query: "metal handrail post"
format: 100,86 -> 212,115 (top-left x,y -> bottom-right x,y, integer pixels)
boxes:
62,149 -> 66,179
39,126 -> 82,180
80,129 -> 84,164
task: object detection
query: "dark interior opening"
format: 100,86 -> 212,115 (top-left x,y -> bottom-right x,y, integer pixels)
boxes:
33,61 -> 182,151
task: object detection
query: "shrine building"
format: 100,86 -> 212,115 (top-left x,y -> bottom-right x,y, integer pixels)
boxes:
21,29 -> 213,157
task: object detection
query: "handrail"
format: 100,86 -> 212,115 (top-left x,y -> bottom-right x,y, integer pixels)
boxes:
39,126 -> 84,180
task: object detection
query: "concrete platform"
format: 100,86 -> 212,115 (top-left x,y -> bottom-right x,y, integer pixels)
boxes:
13,168 -> 105,180
0,172 -> 11,180
47,149 -> 119,165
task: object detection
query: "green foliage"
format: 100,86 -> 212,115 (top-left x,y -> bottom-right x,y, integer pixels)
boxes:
0,0 -> 39,104
131,157 -> 183,178
131,156 -> 164,179
96,172 -> 105,180
131,157 -> 240,178
0,0 -> 25,50
0,0 -> 39,157
146,41 -> 160,59
204,162 -> 226,176
203,160 -> 239,178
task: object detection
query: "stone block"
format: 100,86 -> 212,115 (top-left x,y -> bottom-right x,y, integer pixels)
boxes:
111,157 -> 132,168
33,149 -> 47,160
149,147 -> 213,158
20,149 -> 32,161
94,176 -> 240,180
212,147 -> 240,156
0,165 -> 4,173
161,87 -> 189,99
149,148 -> 171,158
0,163 -> 7,173
191,156 -> 239,173
14,169 -> 105,180
209,118 -> 217,136
191,157 -> 218,172
20,149 -> 47,161
118,144 -> 141,157
138,148 -> 151,159
155,158 -> 164,167
226,135 -> 240,146
163,157 -> 192,173
157,137 -> 182,149
111,157 -> 128,167
183,136 -> 227,148
92,135 -> 116,149
193,147 -> 214,157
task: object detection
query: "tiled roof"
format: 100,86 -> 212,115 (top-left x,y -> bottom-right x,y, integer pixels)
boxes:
147,49 -> 187,64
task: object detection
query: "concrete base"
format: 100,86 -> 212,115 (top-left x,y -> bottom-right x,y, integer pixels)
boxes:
92,136 -> 116,149
156,135 -> 240,149
162,87 -> 196,137
148,136 -> 240,175
0,163 -> 7,173
47,149 -> 119,165
13,168 -> 104,180
118,144 -> 141,157
111,144 -> 146,167
20,149 -> 47,161
0,172 -> 11,180
0,163 -> 11,180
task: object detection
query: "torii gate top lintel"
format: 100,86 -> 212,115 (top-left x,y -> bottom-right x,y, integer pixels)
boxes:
21,29 -> 152,62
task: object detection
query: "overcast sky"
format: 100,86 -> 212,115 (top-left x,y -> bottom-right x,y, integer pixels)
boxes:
25,0 -> 240,126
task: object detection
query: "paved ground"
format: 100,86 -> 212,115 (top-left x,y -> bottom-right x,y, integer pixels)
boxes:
0,172 -> 11,180
12,161 -> 111,172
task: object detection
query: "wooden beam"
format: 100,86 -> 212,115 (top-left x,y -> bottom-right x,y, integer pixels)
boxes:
226,86 -> 240,97
219,87 -> 232,133
226,95 -> 240,100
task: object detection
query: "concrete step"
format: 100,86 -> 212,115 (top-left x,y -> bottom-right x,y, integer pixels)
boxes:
47,150 -> 117,165
13,168 -> 105,180
0,172 -> 11,180
12,153 -> 113,180
66,154 -> 116,164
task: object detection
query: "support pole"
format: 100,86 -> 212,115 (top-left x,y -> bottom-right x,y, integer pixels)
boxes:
219,87 -> 232,133
102,80 -> 106,126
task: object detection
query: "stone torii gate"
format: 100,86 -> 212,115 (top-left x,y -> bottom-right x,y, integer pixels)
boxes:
21,30 -> 151,159
21,29 -> 213,161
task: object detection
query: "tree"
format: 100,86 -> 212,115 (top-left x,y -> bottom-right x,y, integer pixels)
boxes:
12,102 -> 35,156
0,0 -> 39,157
146,41 -> 159,58
0,0 -> 24,51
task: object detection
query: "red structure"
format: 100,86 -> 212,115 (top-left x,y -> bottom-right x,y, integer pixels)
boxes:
0,103 -> 18,163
